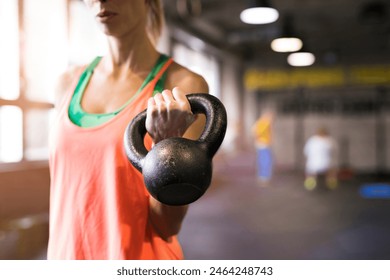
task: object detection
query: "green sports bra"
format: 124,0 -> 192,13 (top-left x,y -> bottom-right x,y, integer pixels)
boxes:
68,54 -> 170,128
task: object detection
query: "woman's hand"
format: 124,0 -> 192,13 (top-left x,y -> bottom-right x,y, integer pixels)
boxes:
146,87 -> 195,143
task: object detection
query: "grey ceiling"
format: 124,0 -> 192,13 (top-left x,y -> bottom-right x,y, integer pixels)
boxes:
163,0 -> 390,65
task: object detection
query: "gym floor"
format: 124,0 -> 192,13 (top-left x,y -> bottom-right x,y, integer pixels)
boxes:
179,150 -> 390,260
30,149 -> 390,260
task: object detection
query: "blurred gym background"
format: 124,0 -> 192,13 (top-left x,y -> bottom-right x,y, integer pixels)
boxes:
1,0 -> 390,259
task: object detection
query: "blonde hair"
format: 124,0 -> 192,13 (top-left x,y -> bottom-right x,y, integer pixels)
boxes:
145,0 -> 164,45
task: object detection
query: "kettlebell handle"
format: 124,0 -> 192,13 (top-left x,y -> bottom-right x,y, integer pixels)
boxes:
124,93 -> 227,172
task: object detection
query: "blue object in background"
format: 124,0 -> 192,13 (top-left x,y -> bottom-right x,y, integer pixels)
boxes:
359,184 -> 390,199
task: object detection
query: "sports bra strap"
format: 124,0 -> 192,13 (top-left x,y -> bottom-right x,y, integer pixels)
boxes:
85,56 -> 102,73
68,54 -> 171,128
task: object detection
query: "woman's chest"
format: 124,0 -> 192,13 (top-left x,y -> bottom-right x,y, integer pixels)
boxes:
81,75 -> 145,114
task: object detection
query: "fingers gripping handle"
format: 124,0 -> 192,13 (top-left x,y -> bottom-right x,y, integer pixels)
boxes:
124,93 -> 228,172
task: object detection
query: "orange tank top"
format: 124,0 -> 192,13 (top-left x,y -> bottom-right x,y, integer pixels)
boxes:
47,58 -> 183,260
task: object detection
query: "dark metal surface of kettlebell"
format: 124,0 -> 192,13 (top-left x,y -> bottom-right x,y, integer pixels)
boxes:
123,93 -> 227,206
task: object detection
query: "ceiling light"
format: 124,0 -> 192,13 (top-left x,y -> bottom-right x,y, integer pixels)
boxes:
287,51 -> 315,67
240,0 -> 279,25
271,37 -> 303,52
271,15 -> 302,52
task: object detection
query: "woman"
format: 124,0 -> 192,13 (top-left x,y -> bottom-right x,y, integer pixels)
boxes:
47,0 -> 208,259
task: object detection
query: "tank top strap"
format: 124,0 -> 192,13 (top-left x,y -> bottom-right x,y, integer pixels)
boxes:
154,71 -> 168,96
138,54 -> 171,96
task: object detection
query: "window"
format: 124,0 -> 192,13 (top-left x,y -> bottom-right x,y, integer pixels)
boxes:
25,109 -> 55,161
0,0 -> 19,100
0,106 -> 23,162
0,0 -> 66,163
0,0 -> 105,164
23,0 -> 68,103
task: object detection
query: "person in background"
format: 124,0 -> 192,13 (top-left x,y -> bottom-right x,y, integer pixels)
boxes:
303,127 -> 338,191
252,110 -> 274,186
47,0 -> 208,259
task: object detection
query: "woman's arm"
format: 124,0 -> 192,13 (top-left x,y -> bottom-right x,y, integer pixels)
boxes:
146,66 -> 209,241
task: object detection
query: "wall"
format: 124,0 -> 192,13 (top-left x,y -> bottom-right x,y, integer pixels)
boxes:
250,86 -> 390,173
219,55 -> 245,152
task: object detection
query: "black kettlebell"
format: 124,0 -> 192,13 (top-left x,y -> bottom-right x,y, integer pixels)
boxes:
124,93 -> 227,206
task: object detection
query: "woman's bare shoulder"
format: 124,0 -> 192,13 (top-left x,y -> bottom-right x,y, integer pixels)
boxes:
54,65 -> 85,108
166,61 -> 209,94
165,61 -> 210,140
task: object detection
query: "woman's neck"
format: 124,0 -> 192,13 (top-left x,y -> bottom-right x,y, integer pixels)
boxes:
102,28 -> 160,77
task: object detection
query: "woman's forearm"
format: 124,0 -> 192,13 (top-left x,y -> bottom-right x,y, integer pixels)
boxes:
148,196 -> 189,241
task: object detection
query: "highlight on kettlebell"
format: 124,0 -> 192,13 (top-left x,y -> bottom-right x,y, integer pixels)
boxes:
124,93 -> 227,206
